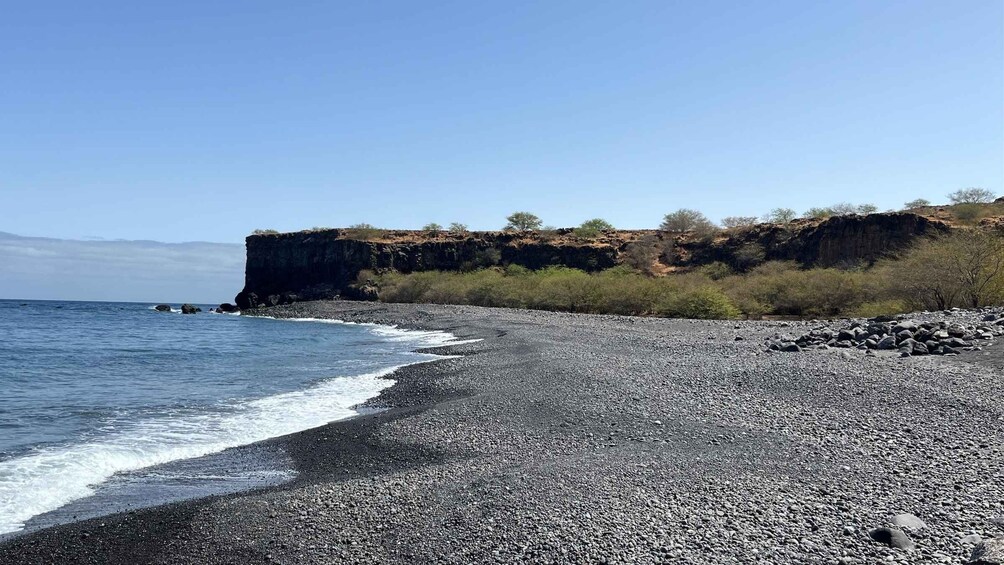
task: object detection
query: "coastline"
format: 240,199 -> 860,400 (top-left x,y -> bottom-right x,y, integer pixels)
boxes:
2,301 -> 1002,564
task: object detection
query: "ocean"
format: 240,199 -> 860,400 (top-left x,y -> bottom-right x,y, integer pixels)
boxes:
0,299 -> 463,536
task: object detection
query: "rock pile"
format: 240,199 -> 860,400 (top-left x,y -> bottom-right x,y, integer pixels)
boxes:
768,309 -> 1003,356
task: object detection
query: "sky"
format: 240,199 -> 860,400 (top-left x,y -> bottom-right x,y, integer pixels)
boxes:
1,0 -> 1002,247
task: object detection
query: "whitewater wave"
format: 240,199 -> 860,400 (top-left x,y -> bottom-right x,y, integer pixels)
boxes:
0,367 -> 400,535
0,319 -> 472,535
276,317 -> 483,347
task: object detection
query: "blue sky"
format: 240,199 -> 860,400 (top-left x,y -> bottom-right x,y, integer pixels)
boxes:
2,0 -> 1002,243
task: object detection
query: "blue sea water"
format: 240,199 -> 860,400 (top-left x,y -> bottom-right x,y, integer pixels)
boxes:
0,300 -> 465,535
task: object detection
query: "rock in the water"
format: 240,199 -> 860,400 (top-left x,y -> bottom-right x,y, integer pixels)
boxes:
969,538 -> 1004,565
890,513 -> 926,531
218,303 -> 239,313
869,527 -> 916,550
180,304 -> 201,314
154,304 -> 172,312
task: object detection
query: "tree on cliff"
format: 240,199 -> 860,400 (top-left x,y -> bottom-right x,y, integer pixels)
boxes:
504,212 -> 542,232
721,216 -> 759,229
422,223 -> 443,233
660,209 -> 717,237
948,187 -> 995,204
573,218 -> 614,239
904,198 -> 931,209
764,208 -> 797,224
448,222 -> 469,235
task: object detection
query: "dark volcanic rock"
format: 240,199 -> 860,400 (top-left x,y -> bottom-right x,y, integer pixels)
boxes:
234,213 -> 951,309
180,304 -> 201,314
969,538 -> 1004,565
234,231 -> 620,309
154,304 -> 172,312
869,527 -> 916,550
218,303 -> 239,313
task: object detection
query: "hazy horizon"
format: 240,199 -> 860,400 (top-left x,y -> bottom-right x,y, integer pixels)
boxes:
0,231 -> 243,303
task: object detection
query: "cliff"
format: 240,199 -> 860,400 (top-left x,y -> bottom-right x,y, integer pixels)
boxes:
236,230 -> 619,308
235,213 -> 950,309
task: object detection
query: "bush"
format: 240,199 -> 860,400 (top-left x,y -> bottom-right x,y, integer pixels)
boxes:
504,212 -> 542,232
448,222 -> 469,235
948,187 -> 995,204
851,299 -> 910,318
953,203 -> 984,222
856,204 -> 878,215
720,261 -> 872,318
370,266 -> 740,318
621,235 -> 661,274
904,199 -> 931,209
344,223 -> 385,240
660,287 -> 740,319
699,262 -> 733,281
573,218 -> 614,239
660,209 -> 717,235
829,203 -> 859,216
764,208 -> 797,224
721,216 -> 759,229
880,230 -> 1004,309
731,242 -> 766,272
422,223 -> 443,234
805,207 -> 833,219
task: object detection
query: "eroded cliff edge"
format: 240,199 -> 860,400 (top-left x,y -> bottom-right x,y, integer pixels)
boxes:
235,213 -> 948,309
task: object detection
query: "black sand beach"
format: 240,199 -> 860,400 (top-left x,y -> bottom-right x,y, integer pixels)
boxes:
2,301 -> 1002,564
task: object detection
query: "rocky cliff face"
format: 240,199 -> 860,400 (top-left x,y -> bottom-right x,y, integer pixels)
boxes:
235,214 -> 951,309
679,213 -> 949,268
235,231 -> 618,308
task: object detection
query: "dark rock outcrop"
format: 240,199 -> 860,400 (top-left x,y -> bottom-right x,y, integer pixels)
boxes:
235,214 -> 951,309
679,213 -> 949,269
236,231 -> 618,308
180,304 -> 201,314
217,303 -> 239,313
154,304 -> 172,312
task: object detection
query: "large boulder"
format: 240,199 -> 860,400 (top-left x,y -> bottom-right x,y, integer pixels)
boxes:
154,304 -> 172,312
890,513 -> 926,531
217,303 -> 239,313
969,538 -> 1004,565
180,304 -> 201,314
869,527 -> 915,550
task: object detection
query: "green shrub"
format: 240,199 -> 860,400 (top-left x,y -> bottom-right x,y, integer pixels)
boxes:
699,262 -> 733,281
344,223 -> 385,240
573,218 -> 614,239
659,287 -> 740,319
504,212 -> 542,232
953,203 -> 984,222
851,299 -> 910,318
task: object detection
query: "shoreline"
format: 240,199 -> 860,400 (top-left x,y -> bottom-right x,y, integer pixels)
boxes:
0,309 -> 482,540
2,301 -> 1002,563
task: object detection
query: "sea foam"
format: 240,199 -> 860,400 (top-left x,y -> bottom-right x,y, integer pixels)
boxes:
0,320 -> 472,535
